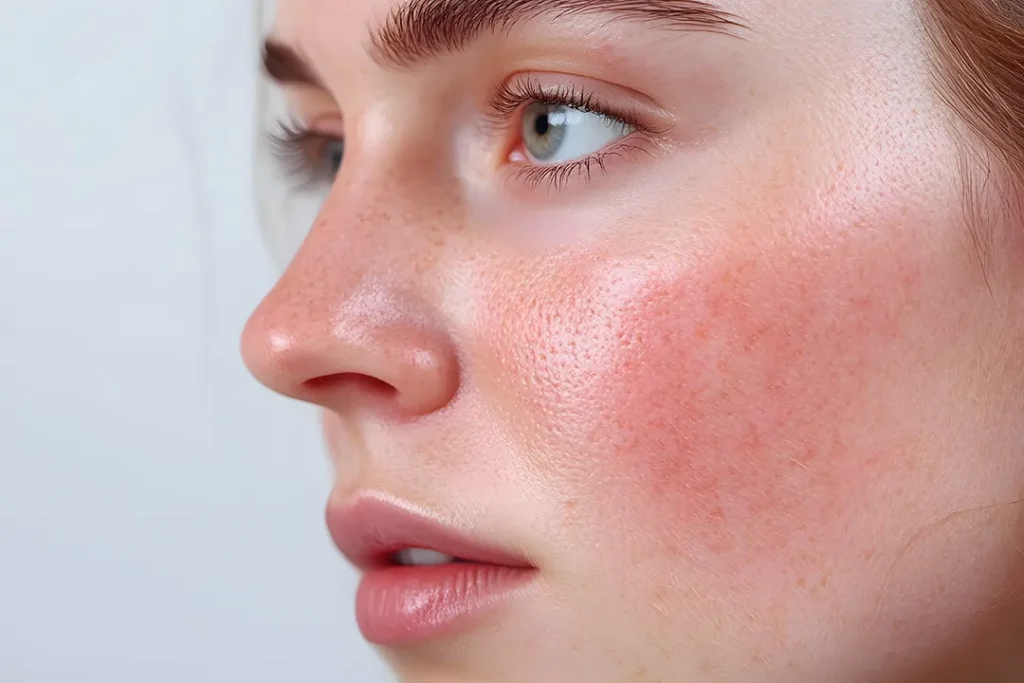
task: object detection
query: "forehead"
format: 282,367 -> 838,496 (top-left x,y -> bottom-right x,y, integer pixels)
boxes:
273,0 -> 395,42
271,0 -> 915,56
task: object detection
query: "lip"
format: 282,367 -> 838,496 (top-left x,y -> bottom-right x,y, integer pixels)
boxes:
326,496 -> 537,646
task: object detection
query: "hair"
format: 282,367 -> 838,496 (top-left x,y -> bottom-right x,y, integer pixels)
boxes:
919,0 -> 1024,266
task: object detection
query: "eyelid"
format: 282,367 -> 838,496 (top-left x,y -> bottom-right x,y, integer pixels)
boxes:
306,115 -> 345,139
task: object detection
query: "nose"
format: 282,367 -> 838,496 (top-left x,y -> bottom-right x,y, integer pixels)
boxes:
241,223 -> 461,421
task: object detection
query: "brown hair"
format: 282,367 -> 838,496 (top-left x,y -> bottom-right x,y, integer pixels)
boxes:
920,0 -> 1024,253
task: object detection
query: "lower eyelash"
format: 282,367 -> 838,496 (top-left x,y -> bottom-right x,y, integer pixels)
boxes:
512,143 -> 651,191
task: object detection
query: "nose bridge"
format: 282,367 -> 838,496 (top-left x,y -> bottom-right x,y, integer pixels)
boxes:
324,172 -> 435,277
291,132 -> 462,298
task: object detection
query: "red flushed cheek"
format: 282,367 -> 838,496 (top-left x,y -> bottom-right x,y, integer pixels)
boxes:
482,238 -> 924,564
607,256 -> 854,555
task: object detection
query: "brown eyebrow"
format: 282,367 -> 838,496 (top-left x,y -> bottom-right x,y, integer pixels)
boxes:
263,0 -> 741,88
262,41 -> 324,88
371,0 -> 742,69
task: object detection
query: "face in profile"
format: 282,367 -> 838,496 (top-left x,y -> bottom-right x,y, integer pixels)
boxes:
242,0 -> 1024,681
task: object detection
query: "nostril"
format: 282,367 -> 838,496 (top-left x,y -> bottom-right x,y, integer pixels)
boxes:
304,373 -> 399,399
299,370 -> 399,409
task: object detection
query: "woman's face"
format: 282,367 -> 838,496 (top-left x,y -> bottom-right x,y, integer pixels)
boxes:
243,0 -> 1024,680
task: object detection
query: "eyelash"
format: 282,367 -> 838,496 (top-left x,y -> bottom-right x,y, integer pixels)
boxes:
267,75 -> 658,192
266,118 -> 333,192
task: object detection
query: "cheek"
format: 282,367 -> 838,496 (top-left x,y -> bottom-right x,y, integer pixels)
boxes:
607,254 -> 891,556
480,234 -> 930,565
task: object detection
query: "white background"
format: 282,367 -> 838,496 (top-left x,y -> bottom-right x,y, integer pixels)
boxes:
0,2 -> 388,680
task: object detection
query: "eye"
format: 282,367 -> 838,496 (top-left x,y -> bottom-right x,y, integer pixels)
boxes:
267,123 -> 345,189
323,138 -> 344,177
520,103 -> 634,165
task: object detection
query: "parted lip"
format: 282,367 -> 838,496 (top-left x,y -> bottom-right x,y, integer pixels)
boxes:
326,496 -> 534,572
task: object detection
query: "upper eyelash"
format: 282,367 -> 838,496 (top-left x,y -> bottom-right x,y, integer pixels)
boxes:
484,74 -> 655,136
266,118 -> 329,190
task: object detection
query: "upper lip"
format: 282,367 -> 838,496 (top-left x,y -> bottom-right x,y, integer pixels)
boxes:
326,496 -> 533,572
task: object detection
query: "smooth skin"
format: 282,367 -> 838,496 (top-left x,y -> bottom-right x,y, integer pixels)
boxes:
243,0 -> 1024,681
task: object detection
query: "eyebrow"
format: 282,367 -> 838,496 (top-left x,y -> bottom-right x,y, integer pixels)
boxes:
262,41 -> 324,88
263,0 -> 740,87
372,0 -> 741,69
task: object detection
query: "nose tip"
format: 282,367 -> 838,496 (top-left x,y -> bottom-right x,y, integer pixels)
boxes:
241,289 -> 461,418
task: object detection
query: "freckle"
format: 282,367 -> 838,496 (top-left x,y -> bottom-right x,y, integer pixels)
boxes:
796,577 -> 807,588
820,573 -> 830,587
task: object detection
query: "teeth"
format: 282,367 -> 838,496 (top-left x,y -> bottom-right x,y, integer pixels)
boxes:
393,548 -> 457,567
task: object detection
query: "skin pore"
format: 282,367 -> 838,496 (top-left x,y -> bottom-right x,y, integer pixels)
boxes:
242,0 -> 1024,681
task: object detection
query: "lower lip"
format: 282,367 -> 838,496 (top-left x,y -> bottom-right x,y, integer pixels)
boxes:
355,562 -> 534,646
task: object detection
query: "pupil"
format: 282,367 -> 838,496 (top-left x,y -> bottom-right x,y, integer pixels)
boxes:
534,114 -> 550,137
